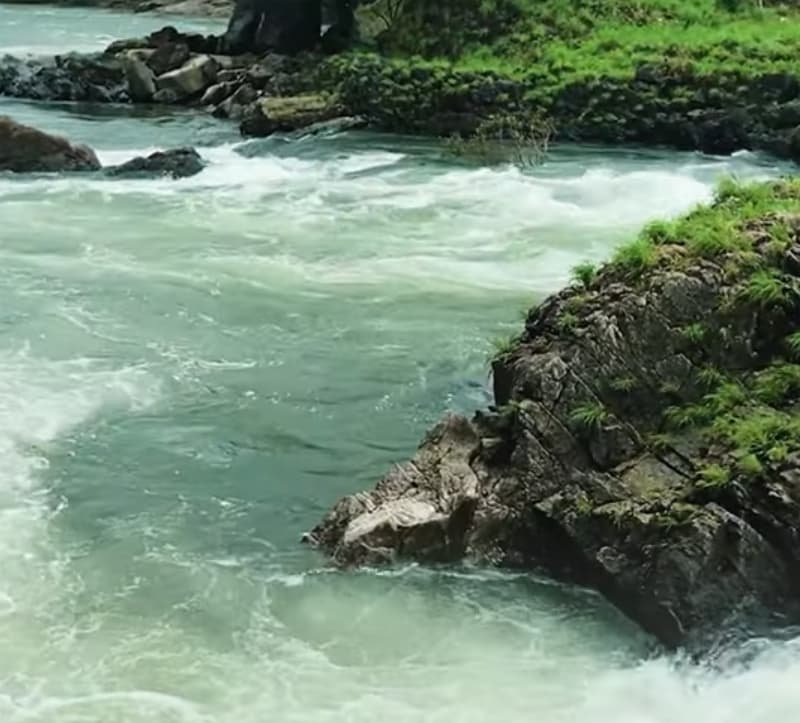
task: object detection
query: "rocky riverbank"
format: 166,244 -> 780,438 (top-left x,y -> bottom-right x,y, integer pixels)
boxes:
309,178 -> 800,650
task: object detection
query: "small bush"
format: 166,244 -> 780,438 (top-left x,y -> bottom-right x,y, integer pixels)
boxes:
571,261 -> 597,288
697,463 -> 731,488
612,237 -> 656,275
743,270 -> 789,307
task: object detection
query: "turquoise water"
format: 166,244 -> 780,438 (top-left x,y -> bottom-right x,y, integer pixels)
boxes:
2,7 -> 800,722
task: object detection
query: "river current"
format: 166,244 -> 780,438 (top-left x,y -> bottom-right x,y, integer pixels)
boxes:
1,6 -> 799,722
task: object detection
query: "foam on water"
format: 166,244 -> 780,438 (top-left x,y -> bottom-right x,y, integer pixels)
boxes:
2,6 -> 800,715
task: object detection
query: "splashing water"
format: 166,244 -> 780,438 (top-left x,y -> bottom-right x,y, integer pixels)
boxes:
1,7 -> 799,721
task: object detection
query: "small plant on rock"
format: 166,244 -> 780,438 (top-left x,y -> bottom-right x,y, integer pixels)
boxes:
569,402 -> 609,431
680,323 -> 706,344
697,463 -> 731,488
743,269 -> 789,307
571,261 -> 597,288
490,333 -> 520,362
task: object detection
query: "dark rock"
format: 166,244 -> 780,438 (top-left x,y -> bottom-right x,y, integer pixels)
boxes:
201,81 -> 237,106
153,88 -> 180,104
0,52 -> 127,103
146,42 -> 190,76
0,116 -> 101,172
105,37 -> 149,54
222,0 -> 323,54
310,223 -> 800,650
212,83 -> 258,119
106,147 -> 204,178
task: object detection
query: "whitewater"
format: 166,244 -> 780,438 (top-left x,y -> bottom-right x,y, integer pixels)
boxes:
1,5 -> 799,722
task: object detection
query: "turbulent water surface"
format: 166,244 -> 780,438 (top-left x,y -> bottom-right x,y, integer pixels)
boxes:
1,6 -> 799,722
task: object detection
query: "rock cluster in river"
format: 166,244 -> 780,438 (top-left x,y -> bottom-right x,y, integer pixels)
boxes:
0,116 -> 205,177
309,195 -> 800,650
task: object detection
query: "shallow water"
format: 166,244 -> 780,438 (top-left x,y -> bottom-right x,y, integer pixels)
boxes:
1,6 -> 799,722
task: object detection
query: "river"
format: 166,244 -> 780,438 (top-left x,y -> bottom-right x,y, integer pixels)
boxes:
1,5 -> 799,722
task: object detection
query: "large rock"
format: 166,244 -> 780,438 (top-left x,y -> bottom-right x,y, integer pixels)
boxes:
122,52 -> 157,101
106,147 -> 205,178
156,54 -> 219,100
239,93 -> 341,135
0,116 -> 101,172
0,52 -> 127,102
310,195 -> 800,650
221,0 -> 358,54
146,42 -> 191,76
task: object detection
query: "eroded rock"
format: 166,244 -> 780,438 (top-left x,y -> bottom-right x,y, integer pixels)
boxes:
311,210 -> 800,650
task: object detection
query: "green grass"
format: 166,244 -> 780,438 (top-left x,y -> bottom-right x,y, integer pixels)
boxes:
384,0 -> 800,98
787,331 -> 800,358
571,261 -> 597,288
569,402 -> 610,431
680,323 -> 706,344
743,269 -> 790,306
490,332 -> 520,362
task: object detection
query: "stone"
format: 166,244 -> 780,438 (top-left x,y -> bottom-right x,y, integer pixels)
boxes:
0,116 -> 101,173
239,93 -> 341,136
153,88 -> 180,104
122,52 -> 156,102
310,218 -> 800,651
146,42 -> 190,76
200,81 -> 236,106
156,55 -> 219,100
106,147 -> 205,178
221,0 -> 322,54
212,83 -> 258,119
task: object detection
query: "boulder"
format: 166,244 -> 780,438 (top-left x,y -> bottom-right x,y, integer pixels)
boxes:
212,83 -> 258,119
201,81 -> 237,106
146,42 -> 191,76
0,116 -> 101,172
239,93 -> 341,136
106,147 -> 204,178
310,194 -> 800,651
156,55 -> 219,100
221,0 -> 322,54
122,52 -> 157,102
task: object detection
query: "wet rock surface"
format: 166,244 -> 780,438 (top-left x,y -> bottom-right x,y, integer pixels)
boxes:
310,213 -> 800,650
105,147 -> 205,178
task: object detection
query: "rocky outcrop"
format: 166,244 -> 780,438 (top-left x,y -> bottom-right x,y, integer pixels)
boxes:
105,147 -> 205,178
0,116 -> 101,172
310,184 -> 800,650
221,0 -> 358,55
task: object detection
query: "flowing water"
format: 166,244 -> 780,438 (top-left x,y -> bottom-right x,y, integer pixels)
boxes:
1,6 -> 799,722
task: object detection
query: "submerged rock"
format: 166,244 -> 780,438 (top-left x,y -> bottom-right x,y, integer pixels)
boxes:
0,116 -> 101,172
310,183 -> 800,650
106,147 -> 205,178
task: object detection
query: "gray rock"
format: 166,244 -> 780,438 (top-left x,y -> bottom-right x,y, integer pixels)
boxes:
156,54 -> 218,100
122,52 -> 156,102
311,218 -> 800,650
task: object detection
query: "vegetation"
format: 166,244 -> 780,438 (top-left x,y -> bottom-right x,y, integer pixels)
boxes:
376,0 -> 800,94
571,261 -> 597,288
445,112 -> 553,167
569,402 -> 610,431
